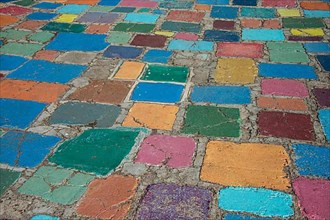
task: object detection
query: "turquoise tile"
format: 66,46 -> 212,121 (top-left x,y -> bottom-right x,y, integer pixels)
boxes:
242,29 -> 285,41
168,39 -> 214,51
124,13 -> 159,23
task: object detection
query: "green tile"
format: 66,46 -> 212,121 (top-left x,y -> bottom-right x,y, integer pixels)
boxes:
18,166 -> 93,205
182,105 -> 241,138
0,169 -> 20,196
111,7 -> 135,13
113,23 -> 155,33
0,29 -> 31,40
14,0 -> 35,6
0,42 -> 43,56
267,42 -> 309,63
42,22 -> 86,33
282,18 -> 325,28
141,64 -> 189,83
138,8 -> 151,13
89,6 -> 113,12
48,128 -> 146,175
107,32 -> 132,44
28,31 -> 55,43
161,21 -> 201,33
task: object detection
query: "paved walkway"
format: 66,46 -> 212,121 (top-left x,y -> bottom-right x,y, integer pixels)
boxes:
0,0 -> 329,219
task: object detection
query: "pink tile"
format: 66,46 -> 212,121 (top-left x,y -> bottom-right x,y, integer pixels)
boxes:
261,79 -> 309,97
293,177 -> 330,220
216,42 -> 263,58
135,134 -> 196,168
262,0 -> 296,7
119,0 -> 158,8
175,32 -> 199,41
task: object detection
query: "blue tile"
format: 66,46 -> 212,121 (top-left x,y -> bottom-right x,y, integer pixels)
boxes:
319,109 -> 330,141
204,30 -> 240,42
259,63 -> 317,79
124,13 -> 159,23
242,29 -> 285,41
99,0 -> 121,6
0,131 -> 61,168
30,215 -> 59,220
0,99 -> 46,129
304,10 -> 330,18
103,45 -> 143,59
219,187 -> 293,218
211,6 -> 238,19
241,8 -> 276,18
46,33 -> 109,51
0,55 -> 28,71
57,4 -> 89,14
34,2 -> 62,9
292,144 -> 330,178
153,9 -> 166,15
304,42 -> 330,53
168,39 -> 214,51
197,0 -> 229,5
142,49 -> 173,63
191,86 -> 251,105
7,60 -> 87,84
316,55 -> 330,71
233,0 -> 257,6
224,213 -> 271,220
131,82 -> 184,103
27,12 -> 57,20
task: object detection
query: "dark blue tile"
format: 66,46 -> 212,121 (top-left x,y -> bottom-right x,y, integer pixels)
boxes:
0,99 -> 47,129
211,6 -> 238,19
0,131 -> 61,168
7,60 -> 87,84
316,55 -> 330,71
34,2 -> 62,9
27,12 -> 57,20
204,30 -> 240,42
142,50 -> 173,63
233,0 -> 257,6
0,55 -> 28,71
131,82 -> 184,103
103,45 -> 143,59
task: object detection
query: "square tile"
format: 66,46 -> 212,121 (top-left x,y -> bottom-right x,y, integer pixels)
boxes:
182,105 -> 240,138
114,61 -> 145,80
49,128 -> 144,175
258,111 -> 314,140
0,131 -> 61,168
201,141 -> 291,190
123,103 -> 179,131
18,166 -> 93,205
136,183 -> 212,220
0,98 -> 46,129
76,175 -> 138,219
135,134 -> 196,168
214,58 -> 258,84
69,80 -> 133,104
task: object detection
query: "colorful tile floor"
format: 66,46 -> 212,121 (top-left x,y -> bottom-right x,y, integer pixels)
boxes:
0,0 -> 329,219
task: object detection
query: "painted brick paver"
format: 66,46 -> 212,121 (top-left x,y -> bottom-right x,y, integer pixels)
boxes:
0,0 -> 329,219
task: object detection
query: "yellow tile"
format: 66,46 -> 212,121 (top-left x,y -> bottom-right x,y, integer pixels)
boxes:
155,31 -> 174,37
214,58 -> 258,84
54,14 -> 78,23
123,103 -> 179,131
290,28 -> 325,36
200,141 -> 291,190
114,61 -> 145,80
277,9 -> 301,17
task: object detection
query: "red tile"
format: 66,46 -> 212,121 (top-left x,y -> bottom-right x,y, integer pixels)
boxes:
258,111 -> 314,140
213,20 -> 235,30
167,10 -> 205,23
216,42 -> 263,58
130,34 -> 167,48
0,6 -> 32,16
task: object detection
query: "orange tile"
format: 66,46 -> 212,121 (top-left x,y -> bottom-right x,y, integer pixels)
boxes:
123,103 -> 179,131
34,50 -> 60,61
16,20 -> 47,30
200,141 -> 291,190
0,79 -> 69,103
86,24 -> 110,34
0,14 -> 19,27
263,19 -> 281,29
257,97 -> 308,111
300,2 -> 330,10
114,61 -> 145,80
194,4 -> 211,10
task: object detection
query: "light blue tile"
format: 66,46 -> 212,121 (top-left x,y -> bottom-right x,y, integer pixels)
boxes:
304,42 -> 330,53
168,39 -> 214,51
319,109 -> 330,141
242,29 -> 285,41
124,13 -> 159,23
304,10 -> 330,18
57,4 -> 89,14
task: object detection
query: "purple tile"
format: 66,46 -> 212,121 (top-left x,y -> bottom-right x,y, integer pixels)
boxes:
77,12 -> 119,23
313,88 -> 330,107
136,183 -> 212,220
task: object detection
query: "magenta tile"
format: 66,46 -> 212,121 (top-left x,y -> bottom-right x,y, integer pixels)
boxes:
119,0 -> 158,8
293,177 -> 330,220
0,6 -> 32,16
135,134 -> 196,168
261,79 -> 309,97
175,32 -> 199,41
